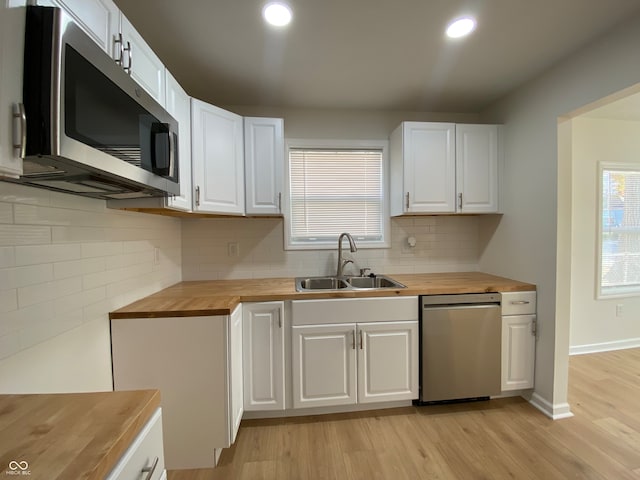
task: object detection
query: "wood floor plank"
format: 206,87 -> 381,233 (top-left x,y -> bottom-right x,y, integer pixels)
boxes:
169,348 -> 640,480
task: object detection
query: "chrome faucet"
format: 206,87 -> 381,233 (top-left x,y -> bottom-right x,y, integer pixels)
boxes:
336,232 -> 358,277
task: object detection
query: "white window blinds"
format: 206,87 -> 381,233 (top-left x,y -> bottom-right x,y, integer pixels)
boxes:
600,166 -> 640,296
288,148 -> 385,245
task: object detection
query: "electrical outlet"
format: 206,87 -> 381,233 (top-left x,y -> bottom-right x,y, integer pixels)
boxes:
154,247 -> 161,265
616,304 -> 623,317
228,242 -> 240,257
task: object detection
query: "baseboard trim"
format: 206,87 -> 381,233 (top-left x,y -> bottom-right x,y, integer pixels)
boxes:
570,338 -> 640,356
529,392 -> 574,420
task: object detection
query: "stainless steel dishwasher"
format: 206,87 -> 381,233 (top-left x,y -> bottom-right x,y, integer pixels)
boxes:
419,293 -> 501,403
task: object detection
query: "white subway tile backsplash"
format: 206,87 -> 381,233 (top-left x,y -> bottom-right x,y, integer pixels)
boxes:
0,225 -> 51,246
0,203 -> 12,224
17,277 -> 82,308
0,264 -> 54,290
0,289 -> 18,313
15,243 -> 81,266
181,215 -> 480,280
53,257 -> 105,280
0,247 -> 15,268
2,184 -> 181,362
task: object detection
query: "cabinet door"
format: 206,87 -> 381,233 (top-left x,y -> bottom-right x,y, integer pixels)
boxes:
357,321 -> 419,403
292,324 -> 357,408
229,304 -> 244,443
456,124 -> 498,213
244,117 -> 284,215
111,315 -> 233,469
501,314 -> 536,391
243,302 -> 285,411
164,71 -> 192,211
191,99 -> 245,214
0,1 -> 25,178
43,0 -> 119,56
403,122 -> 456,213
119,14 -> 165,105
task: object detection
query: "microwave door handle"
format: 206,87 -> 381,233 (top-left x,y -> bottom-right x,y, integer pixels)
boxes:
168,131 -> 176,179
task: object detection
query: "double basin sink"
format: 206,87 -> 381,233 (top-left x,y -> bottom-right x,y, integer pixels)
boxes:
295,274 -> 406,292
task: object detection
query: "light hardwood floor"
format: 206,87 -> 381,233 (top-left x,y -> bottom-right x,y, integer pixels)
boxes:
168,348 -> 640,479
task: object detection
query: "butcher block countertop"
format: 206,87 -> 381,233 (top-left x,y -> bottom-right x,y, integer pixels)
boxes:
0,389 -> 159,480
110,272 -> 535,319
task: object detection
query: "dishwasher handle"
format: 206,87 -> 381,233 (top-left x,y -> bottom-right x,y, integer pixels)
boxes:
423,303 -> 500,311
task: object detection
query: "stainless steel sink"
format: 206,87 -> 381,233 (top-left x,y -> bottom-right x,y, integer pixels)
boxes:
296,277 -> 349,291
345,275 -> 406,289
295,274 -> 405,292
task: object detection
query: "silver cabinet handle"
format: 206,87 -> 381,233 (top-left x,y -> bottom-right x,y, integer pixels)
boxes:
195,186 -> 200,206
123,41 -> 132,74
351,331 -> 355,350
141,457 -> 159,480
359,330 -> 363,350
278,314 -> 282,329
510,300 -> 530,305
113,33 -> 124,65
278,192 -> 282,213
12,103 -> 26,158
531,319 -> 537,337
458,192 -> 463,209
405,192 -> 410,210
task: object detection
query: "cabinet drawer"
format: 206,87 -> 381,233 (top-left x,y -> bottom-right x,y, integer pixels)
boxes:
501,291 -> 536,315
291,297 -> 418,326
106,407 -> 165,480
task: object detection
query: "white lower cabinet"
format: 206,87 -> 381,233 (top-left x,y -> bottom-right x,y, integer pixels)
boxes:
111,305 -> 243,470
291,297 -> 419,409
501,291 -> 537,391
105,407 -> 166,480
292,321 -> 418,409
242,302 -> 285,411
292,323 -> 357,408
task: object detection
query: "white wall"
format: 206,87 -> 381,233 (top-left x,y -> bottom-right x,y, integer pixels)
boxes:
479,12 -> 640,417
182,216 -> 481,280
569,117 -> 640,352
0,183 -> 182,393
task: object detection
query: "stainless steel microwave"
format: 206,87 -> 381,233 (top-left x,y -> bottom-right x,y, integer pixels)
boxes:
11,5 -> 180,199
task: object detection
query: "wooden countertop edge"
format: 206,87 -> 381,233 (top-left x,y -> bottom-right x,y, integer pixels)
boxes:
109,273 -> 536,319
89,390 -> 161,480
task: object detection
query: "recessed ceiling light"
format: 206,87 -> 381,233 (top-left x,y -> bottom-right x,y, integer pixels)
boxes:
263,2 -> 293,27
446,17 -> 476,38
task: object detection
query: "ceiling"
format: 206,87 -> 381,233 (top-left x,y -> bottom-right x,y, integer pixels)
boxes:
113,0 -> 640,113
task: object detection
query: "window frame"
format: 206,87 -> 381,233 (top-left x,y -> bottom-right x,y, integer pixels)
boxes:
597,161 -> 640,299
283,138 -> 390,251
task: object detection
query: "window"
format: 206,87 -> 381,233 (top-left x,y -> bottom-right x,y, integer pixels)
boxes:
285,140 -> 389,249
599,163 -> 640,297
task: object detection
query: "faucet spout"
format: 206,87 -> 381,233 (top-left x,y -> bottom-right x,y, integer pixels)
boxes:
336,232 -> 358,277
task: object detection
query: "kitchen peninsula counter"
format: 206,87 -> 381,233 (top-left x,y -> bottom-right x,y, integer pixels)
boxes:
110,272 -> 536,319
0,389 -> 160,480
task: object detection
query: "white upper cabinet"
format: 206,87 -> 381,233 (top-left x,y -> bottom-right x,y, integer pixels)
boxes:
244,117 -> 284,216
118,14 -> 165,105
390,122 -> 456,214
390,122 -> 499,215
191,99 -> 245,215
0,1 -> 26,178
164,71 -> 192,211
42,0 -> 119,56
43,0 -> 166,105
456,124 -> 499,213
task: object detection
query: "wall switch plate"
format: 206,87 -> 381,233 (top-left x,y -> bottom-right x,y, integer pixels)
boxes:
228,242 -> 240,257
154,247 -> 161,265
616,304 -> 623,317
